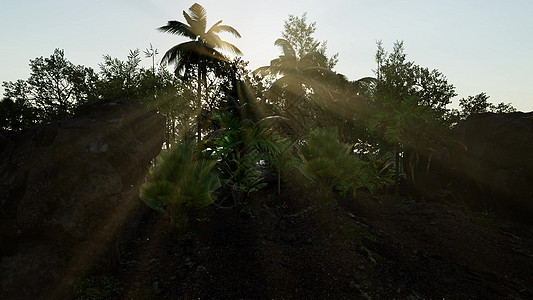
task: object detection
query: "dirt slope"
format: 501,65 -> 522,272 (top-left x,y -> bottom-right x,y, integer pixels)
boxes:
109,187 -> 533,299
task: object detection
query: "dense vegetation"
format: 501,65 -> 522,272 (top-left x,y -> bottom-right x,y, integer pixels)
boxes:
4,4 -> 533,299
1,3 -> 517,229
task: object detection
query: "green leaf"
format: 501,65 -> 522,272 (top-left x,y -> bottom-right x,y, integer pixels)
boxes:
140,180 -> 175,212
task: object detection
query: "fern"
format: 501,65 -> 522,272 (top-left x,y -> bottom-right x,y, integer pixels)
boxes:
139,180 -> 176,211
299,127 -> 363,199
203,113 -> 285,203
140,140 -> 220,230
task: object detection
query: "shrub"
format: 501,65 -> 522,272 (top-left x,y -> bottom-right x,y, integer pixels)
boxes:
299,127 -> 363,200
140,140 -> 220,230
201,113 -> 281,204
359,151 -> 395,194
268,138 -> 299,196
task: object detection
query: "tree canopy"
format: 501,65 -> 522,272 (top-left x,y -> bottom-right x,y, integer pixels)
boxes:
458,92 -> 516,117
281,12 -> 338,69
158,2 -> 242,141
1,49 -> 97,128
0,4 -> 523,233
0,6 -> 519,195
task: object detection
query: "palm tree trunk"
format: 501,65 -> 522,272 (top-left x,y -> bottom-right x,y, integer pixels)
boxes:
196,62 -> 202,142
394,147 -> 400,199
171,115 -> 175,144
202,61 -> 208,125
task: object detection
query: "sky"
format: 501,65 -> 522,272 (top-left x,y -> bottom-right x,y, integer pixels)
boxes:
1,0 -> 532,111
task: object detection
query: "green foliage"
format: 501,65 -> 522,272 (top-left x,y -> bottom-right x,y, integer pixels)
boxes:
374,41 -> 456,114
459,92 -> 516,118
96,49 -> 144,99
254,13 -> 350,139
74,275 -> 124,300
158,3 -> 242,141
371,41 -> 460,191
255,36 -> 338,137
231,149 -> 268,199
269,138 -> 299,196
140,181 -> 175,212
0,47 -> 195,145
201,113 -> 280,203
299,127 -> 363,199
359,151 -> 395,193
144,43 -> 160,74
140,140 -> 220,229
96,48 -> 202,146
0,90 -> 36,130
1,49 -> 98,128
369,96 -> 434,147
282,12 -> 338,68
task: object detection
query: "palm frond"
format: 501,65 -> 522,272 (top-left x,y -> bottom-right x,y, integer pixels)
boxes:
301,51 -> 328,68
219,41 -> 242,56
157,21 -> 196,39
140,180 -> 176,211
253,65 -> 271,76
160,42 -> 199,75
299,128 -> 363,196
161,41 -> 229,75
269,75 -> 306,102
206,20 -> 223,34
209,24 -> 242,38
356,77 -> 377,84
188,3 -> 207,33
274,38 -> 296,58
142,140 -> 220,210
182,11 -> 194,27
256,115 -> 290,124
302,66 -> 337,77
204,34 -> 242,56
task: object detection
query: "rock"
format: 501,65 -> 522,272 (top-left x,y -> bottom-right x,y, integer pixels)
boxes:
0,99 -> 165,299
454,112 -> 533,219
412,112 -> 533,221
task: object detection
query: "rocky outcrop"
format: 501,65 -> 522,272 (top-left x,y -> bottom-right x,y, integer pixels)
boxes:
414,112 -> 533,220
0,99 -> 165,299
453,112 -> 533,218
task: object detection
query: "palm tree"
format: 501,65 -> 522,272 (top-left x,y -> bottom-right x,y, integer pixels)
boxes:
255,38 -> 337,134
158,3 -> 242,141
256,38 -> 334,97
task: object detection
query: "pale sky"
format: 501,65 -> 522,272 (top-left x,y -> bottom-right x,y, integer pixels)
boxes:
1,0 -> 532,111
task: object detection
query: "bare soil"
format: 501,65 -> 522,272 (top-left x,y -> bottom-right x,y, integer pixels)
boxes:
109,184 -> 533,299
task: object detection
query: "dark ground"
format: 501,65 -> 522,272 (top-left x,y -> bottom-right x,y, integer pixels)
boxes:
97,183 -> 533,299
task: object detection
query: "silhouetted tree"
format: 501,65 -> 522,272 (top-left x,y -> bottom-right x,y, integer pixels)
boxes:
158,3 -> 242,141
256,38 -> 338,136
0,87 -> 36,130
144,43 -> 159,74
1,49 -> 97,128
281,12 -> 338,68
371,41 -> 457,196
374,41 -> 456,114
96,49 -> 145,99
459,92 -> 516,117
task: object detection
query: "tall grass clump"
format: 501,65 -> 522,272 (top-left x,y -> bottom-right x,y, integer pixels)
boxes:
140,140 -> 220,231
299,127 -> 364,202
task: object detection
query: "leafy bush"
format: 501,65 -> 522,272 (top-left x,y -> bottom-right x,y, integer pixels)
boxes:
268,138 -> 299,196
359,151 -> 395,193
299,127 -> 363,200
201,113 -> 281,204
140,140 -> 220,230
